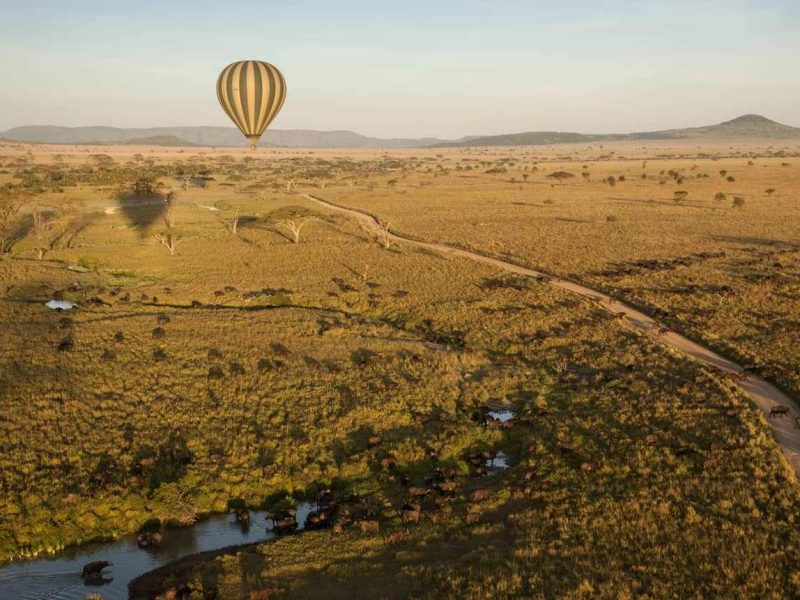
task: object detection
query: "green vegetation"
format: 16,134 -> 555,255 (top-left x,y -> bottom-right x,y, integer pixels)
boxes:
0,142 -> 798,598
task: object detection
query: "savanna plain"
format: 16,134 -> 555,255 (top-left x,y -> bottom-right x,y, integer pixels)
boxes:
1,139 -> 799,599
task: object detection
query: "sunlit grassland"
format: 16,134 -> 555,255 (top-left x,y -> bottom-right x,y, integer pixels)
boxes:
0,141 -> 799,598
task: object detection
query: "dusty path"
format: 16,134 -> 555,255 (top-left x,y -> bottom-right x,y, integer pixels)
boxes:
304,193 -> 800,476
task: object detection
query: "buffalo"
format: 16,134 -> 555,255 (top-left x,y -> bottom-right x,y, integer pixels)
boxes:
82,560 -> 112,578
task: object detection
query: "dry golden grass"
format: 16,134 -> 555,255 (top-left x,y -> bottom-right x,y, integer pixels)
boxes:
0,140 -> 799,598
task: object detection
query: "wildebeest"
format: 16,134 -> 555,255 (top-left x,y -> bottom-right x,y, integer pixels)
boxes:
137,531 -> 162,548
231,506 -> 250,526
470,489 -> 489,502
379,455 -> 397,470
434,481 -> 457,496
407,486 -> 430,499
357,519 -> 379,534
305,504 -> 337,530
82,560 -> 112,578
468,451 -> 490,466
273,516 -> 298,534
795,416 -> 800,430
465,510 -> 480,525
471,465 -> 487,478
769,405 -> 790,418
316,488 -> 334,508
401,503 -> 421,524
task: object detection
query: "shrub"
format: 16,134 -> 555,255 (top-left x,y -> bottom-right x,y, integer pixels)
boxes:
546,171 -> 575,181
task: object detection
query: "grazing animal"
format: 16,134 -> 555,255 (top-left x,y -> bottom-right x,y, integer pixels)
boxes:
470,489 -> 489,502
387,531 -> 411,544
273,516 -> 298,534
795,417 -> 800,430
407,486 -> 430,499
305,504 -> 337,530
305,511 -> 323,530
316,488 -> 334,508
231,507 -> 250,525
468,451 -> 490,466
486,417 -> 503,430
357,519 -> 379,534
401,503 -> 421,524
435,481 -> 457,496
82,560 -> 112,578
137,531 -> 163,547
769,405 -> 790,418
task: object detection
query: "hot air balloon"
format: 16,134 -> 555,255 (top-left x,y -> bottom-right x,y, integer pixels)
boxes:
216,60 -> 286,149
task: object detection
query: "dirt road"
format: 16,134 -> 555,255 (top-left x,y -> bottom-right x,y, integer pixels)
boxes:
304,193 -> 800,476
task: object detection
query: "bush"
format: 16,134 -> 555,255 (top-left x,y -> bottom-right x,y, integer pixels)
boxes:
546,171 -> 575,181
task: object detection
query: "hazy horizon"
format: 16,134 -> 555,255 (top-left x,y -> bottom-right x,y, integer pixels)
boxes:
1,0 -> 799,138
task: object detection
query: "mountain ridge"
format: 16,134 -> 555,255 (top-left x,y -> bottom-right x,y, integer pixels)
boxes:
0,125 -> 448,149
433,114 -> 800,148
1,115 -> 798,149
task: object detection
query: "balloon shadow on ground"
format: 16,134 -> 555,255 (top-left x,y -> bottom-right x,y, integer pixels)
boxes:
117,192 -> 167,236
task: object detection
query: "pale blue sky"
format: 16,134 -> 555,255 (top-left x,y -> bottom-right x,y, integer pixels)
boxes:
1,0 -> 798,137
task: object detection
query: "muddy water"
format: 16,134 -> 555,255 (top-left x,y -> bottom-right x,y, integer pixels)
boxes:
0,504 -> 313,600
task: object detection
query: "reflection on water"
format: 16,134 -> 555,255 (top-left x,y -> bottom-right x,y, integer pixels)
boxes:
488,451 -> 510,472
45,300 -> 76,310
487,410 -> 514,422
0,504 -> 314,600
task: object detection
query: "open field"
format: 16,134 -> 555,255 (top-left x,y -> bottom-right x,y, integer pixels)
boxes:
0,140 -> 799,598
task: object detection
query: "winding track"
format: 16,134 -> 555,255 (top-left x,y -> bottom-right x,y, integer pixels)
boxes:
303,193 -> 800,476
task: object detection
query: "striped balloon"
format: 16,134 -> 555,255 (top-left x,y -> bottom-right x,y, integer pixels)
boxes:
216,60 -> 286,149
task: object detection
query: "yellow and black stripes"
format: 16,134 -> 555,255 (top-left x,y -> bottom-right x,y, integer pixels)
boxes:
216,60 -> 286,148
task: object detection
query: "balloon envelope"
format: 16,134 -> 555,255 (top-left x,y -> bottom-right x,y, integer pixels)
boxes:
216,60 -> 286,148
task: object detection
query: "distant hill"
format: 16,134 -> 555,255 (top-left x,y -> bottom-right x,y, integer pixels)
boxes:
643,114 -> 800,139
121,135 -> 199,147
0,125 -> 447,148
2,115 -> 797,149
433,115 -> 800,148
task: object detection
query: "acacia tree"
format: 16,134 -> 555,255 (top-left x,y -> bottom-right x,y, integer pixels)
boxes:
276,216 -> 313,243
546,171 -> 575,182
227,205 -> 242,235
32,208 -> 55,260
376,217 -> 392,249
154,191 -> 189,256
0,192 -> 25,254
